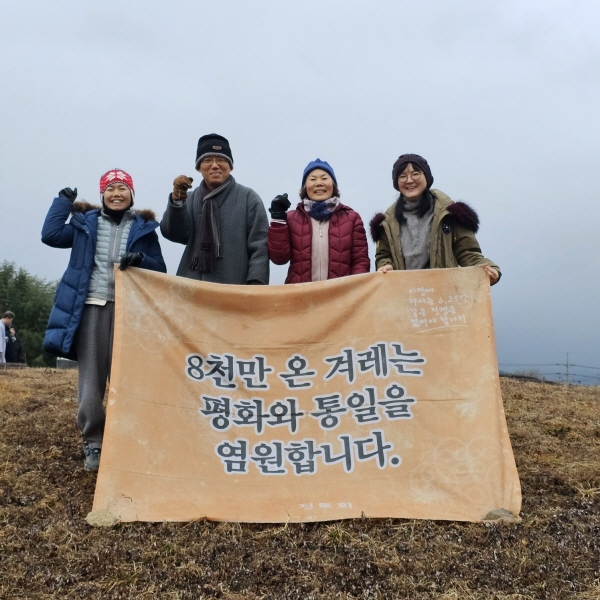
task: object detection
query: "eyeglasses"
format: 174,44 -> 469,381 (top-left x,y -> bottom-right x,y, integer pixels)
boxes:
201,157 -> 229,166
398,171 -> 423,182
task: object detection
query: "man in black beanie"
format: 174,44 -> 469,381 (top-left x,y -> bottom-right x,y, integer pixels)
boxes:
160,133 -> 269,284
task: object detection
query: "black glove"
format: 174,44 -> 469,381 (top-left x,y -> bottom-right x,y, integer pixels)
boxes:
269,193 -> 291,220
119,252 -> 143,270
58,187 -> 78,202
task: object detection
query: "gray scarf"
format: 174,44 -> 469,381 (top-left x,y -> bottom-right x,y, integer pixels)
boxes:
399,198 -> 434,270
190,178 -> 232,273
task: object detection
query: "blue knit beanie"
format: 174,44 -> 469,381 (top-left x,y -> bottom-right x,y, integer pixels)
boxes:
301,158 -> 337,186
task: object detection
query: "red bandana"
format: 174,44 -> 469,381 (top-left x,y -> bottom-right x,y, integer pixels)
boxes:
99,169 -> 135,194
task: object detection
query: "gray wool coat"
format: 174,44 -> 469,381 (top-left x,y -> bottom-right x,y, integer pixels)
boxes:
160,177 -> 269,285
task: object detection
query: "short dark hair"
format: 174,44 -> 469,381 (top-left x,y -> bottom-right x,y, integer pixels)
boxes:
299,183 -> 341,200
394,189 -> 434,224
2,311 -> 14,319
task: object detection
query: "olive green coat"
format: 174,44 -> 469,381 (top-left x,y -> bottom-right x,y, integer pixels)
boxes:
373,189 -> 500,276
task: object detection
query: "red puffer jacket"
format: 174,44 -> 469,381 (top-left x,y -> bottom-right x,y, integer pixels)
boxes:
268,203 -> 370,284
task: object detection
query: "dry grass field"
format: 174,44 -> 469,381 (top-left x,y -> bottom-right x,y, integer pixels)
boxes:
0,369 -> 599,599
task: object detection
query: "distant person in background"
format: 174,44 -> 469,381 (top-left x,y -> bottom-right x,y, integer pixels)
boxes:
267,159 -> 370,283
5,327 -> 26,364
0,311 -> 14,364
370,154 -> 500,283
41,170 -> 167,471
160,133 -> 269,285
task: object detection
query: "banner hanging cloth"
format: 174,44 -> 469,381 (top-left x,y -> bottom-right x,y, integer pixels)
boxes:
90,267 -> 521,523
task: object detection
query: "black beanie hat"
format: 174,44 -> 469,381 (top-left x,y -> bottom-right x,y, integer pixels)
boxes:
195,134 -> 233,169
392,154 -> 433,191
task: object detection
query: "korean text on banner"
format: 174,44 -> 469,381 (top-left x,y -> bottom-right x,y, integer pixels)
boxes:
90,267 -> 521,523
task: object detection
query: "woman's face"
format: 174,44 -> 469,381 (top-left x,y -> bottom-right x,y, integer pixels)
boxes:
398,163 -> 427,202
103,183 -> 132,210
305,169 -> 334,201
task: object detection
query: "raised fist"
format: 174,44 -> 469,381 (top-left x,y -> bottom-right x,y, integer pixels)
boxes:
269,193 -> 291,220
58,187 -> 78,202
172,175 -> 194,201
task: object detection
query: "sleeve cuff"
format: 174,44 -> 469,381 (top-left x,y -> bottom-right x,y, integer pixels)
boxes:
169,193 -> 186,207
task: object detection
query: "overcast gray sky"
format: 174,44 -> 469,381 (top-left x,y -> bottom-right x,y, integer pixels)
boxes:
1,0 -> 599,381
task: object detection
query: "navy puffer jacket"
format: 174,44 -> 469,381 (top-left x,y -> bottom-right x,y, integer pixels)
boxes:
41,197 -> 167,358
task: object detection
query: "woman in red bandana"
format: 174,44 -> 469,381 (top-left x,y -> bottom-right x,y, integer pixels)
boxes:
41,169 -> 166,471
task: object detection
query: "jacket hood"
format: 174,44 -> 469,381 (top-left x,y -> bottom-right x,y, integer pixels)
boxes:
71,201 -> 156,222
369,198 -> 480,242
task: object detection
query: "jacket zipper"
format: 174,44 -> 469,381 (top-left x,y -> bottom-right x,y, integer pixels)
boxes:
111,224 -> 121,264
108,219 -> 124,299
319,222 -> 324,280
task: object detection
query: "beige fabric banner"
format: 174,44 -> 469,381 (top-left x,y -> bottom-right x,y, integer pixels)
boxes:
91,267 -> 521,523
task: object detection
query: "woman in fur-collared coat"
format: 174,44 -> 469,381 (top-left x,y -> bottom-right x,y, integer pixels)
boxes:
370,154 -> 500,282
41,169 -> 166,471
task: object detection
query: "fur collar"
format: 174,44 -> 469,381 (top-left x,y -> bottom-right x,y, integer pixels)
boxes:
71,201 -> 100,214
369,200 -> 479,242
71,201 -> 156,222
369,213 -> 386,241
446,201 -> 479,233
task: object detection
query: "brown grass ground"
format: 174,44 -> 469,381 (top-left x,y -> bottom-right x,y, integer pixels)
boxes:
0,369 -> 598,600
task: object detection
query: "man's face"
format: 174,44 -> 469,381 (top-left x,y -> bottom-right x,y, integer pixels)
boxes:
197,156 -> 232,190
2,317 -> 13,326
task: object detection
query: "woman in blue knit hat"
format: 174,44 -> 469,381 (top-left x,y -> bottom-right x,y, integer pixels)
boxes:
268,159 -> 370,283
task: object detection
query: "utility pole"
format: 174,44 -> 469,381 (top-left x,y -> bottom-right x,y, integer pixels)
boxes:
566,352 -> 569,384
